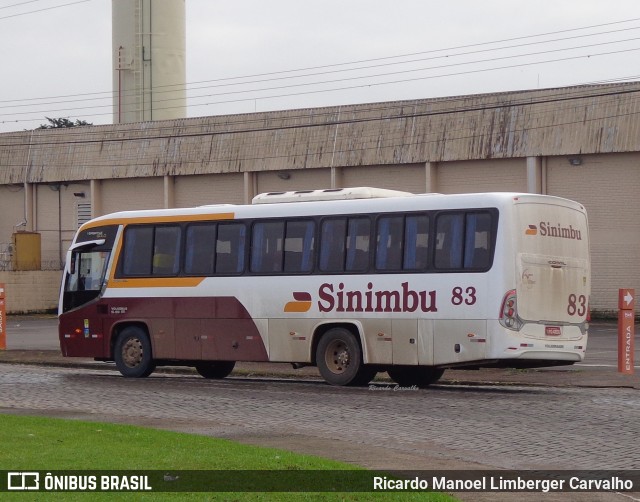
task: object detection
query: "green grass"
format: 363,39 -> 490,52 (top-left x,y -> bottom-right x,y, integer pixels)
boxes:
0,414 -> 456,501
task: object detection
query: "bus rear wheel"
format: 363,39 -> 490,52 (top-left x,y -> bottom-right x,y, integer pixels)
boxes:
195,361 -> 236,379
114,326 -> 156,378
316,328 -> 376,386
387,366 -> 444,388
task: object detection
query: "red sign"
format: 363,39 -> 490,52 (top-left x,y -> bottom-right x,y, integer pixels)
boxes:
618,289 -> 635,375
619,288 -> 635,310
0,283 -> 5,351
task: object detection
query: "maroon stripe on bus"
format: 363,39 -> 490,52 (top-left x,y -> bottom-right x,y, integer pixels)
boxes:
59,296 -> 268,362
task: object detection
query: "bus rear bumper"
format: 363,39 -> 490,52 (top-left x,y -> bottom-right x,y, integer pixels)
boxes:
487,322 -> 587,366
506,350 -> 582,365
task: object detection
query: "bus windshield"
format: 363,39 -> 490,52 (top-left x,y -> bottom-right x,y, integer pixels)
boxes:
61,225 -> 119,313
62,247 -> 110,313
65,248 -> 110,294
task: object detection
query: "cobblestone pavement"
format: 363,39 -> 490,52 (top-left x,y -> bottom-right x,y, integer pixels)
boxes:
1,363 -> 639,474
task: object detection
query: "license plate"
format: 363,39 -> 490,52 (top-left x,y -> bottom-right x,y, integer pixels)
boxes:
545,326 -> 562,336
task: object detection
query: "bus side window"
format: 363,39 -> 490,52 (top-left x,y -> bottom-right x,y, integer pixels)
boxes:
216,223 -> 246,274
464,212 -> 491,269
346,217 -> 370,272
185,224 -> 216,275
284,220 -> 315,273
403,214 -> 429,270
123,226 -> 153,276
319,219 -> 346,272
434,213 -> 464,270
376,215 -> 403,271
319,217 -> 370,273
152,226 -> 181,276
251,221 -> 285,273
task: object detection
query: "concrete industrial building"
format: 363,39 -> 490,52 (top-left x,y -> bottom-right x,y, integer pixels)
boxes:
0,81 -> 639,314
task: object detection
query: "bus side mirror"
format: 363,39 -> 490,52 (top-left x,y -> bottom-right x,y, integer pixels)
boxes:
69,253 -> 76,275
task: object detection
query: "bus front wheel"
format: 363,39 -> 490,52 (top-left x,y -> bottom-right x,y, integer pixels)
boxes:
316,328 -> 376,386
195,361 -> 236,379
387,366 -> 444,388
114,327 -> 156,378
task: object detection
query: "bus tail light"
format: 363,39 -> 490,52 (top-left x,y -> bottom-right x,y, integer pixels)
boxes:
499,289 -> 523,331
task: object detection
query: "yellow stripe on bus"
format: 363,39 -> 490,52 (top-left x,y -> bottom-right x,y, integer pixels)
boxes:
82,212 -> 236,230
109,277 -> 205,288
284,301 -> 312,313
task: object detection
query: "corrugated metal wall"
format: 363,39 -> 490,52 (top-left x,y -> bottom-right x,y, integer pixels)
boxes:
256,168 -> 331,194
175,173 -> 244,207
547,153 -> 640,312
101,177 -> 164,214
342,164 -> 425,193
0,187 -> 23,270
437,158 -> 527,194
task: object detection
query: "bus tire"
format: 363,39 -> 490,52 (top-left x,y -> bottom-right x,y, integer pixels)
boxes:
114,326 -> 156,378
195,361 -> 235,379
387,366 -> 444,388
316,328 -> 375,386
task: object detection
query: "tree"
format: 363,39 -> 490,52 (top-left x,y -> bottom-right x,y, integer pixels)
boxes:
37,117 -> 92,129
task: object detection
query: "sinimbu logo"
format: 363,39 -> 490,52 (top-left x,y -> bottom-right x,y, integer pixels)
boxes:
284,283 -> 438,313
525,222 -> 582,240
284,292 -> 312,312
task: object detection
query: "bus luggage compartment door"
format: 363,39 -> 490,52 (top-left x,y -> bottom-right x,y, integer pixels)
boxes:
432,319 -> 487,365
391,319 -> 418,365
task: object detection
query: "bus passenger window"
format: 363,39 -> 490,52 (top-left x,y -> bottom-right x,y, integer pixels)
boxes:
251,221 -> 284,273
284,220 -> 315,273
216,223 -> 246,274
185,224 -> 216,275
403,214 -> 429,270
319,219 -> 346,272
123,226 -> 153,276
434,214 -> 464,269
152,226 -> 181,276
464,212 -> 492,269
346,217 -> 370,272
376,216 -> 403,271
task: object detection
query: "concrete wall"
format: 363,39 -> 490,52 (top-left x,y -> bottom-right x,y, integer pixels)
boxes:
0,271 -> 61,314
546,152 -> 640,315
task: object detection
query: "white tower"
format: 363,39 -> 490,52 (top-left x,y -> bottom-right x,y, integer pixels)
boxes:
112,0 -> 186,123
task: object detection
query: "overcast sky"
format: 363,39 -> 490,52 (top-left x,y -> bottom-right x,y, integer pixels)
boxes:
1,0 -> 640,133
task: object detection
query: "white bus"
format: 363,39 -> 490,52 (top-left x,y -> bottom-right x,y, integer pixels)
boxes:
59,188 -> 591,387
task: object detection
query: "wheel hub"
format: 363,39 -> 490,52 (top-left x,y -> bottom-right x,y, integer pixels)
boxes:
326,340 -> 350,374
336,348 -> 350,367
122,338 -> 143,368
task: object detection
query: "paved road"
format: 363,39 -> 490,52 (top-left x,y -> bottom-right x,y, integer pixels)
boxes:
1,363 -> 639,473
5,316 -> 61,350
